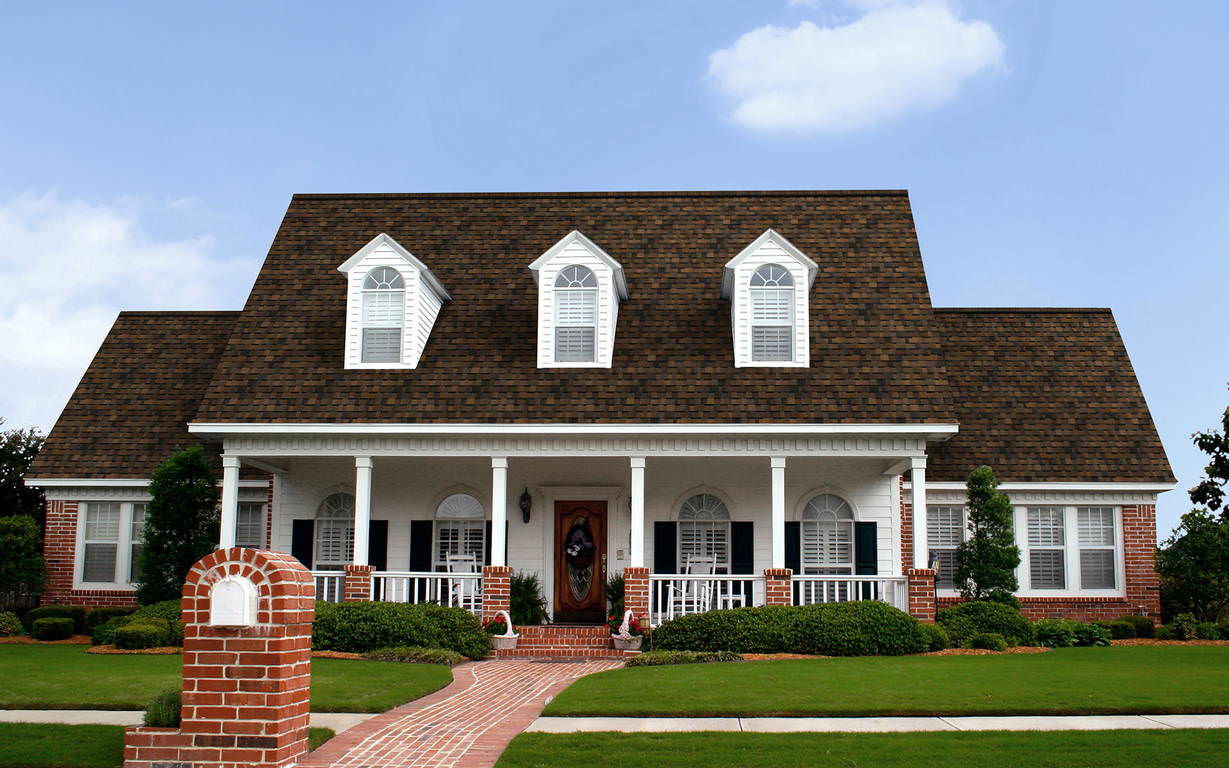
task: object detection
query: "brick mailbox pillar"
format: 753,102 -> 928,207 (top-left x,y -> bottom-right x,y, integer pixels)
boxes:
481,565 -> 513,623
623,567 -> 650,623
123,548 -> 315,768
763,568 -> 793,606
342,564 -> 375,601
907,567 -> 937,623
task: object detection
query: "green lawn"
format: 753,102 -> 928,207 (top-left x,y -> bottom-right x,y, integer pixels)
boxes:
496,730 -> 1229,768
0,645 -> 451,713
545,647 -> 1229,717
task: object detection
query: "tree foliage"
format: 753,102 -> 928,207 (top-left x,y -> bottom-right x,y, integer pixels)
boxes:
1156,508 -> 1229,622
954,465 -> 1021,602
1190,383 -> 1229,514
0,514 -> 47,607
136,446 -> 220,604
0,419 -> 45,523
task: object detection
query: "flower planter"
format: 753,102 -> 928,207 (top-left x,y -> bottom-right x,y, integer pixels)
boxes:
611,635 -> 643,651
491,635 -> 519,651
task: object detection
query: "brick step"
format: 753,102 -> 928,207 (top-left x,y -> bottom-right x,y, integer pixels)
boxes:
493,647 -> 639,660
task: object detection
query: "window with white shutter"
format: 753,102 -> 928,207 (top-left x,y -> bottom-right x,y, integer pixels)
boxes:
1027,507 -> 1066,589
316,493 -> 355,571
236,502 -> 265,549
750,265 -> 794,362
1078,506 -> 1116,589
801,494 -> 854,574
927,505 -> 964,589
678,494 -> 730,571
361,267 -> 404,363
434,493 -> 486,569
554,265 -> 597,363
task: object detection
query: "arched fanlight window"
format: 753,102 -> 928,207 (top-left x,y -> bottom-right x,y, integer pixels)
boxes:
801,493 -> 854,573
750,263 -> 794,362
554,265 -> 597,363
678,493 -> 731,571
361,266 -> 405,363
435,493 -> 486,570
315,493 -> 355,571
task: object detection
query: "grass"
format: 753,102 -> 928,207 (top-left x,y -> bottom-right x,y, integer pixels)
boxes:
545,646 -> 1229,717
308,727 -> 335,751
496,730 -> 1229,768
0,645 -> 452,713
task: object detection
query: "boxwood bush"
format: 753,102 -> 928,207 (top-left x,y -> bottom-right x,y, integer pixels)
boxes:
114,618 -> 175,649
31,616 -> 75,641
652,602 -> 926,656
936,601 -> 1032,647
624,650 -> 743,667
313,601 -> 490,658
1117,614 -> 1155,638
1096,619 -> 1136,639
362,646 -> 466,665
920,622 -> 950,651
91,601 -> 184,648
0,611 -> 21,637
970,632 -> 1008,651
23,605 -> 87,634
86,606 -> 138,630
1195,622 -> 1222,640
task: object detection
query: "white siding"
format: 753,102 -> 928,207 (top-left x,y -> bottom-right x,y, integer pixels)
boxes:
342,241 -> 443,369
536,240 -> 619,368
730,239 -> 810,368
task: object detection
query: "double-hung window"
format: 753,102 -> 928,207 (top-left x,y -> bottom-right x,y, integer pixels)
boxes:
927,505 -> 964,589
554,265 -> 597,363
361,266 -> 405,363
1077,506 -> 1116,589
235,502 -> 265,549
1026,506 -> 1066,590
750,264 -> 794,362
80,501 -> 145,587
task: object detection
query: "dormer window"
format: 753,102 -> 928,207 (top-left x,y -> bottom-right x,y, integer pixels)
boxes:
554,265 -> 598,363
722,229 -> 817,368
750,264 -> 795,362
361,267 -> 405,363
529,231 -> 628,368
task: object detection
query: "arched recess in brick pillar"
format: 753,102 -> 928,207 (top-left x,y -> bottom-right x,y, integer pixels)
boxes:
123,548 -> 315,768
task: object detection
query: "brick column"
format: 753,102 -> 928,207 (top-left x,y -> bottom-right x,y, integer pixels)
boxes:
41,499 -> 79,604
907,567 -> 937,622
1122,504 -> 1162,621
123,548 -> 315,768
342,564 -> 375,602
623,566 -> 649,622
482,565 -> 513,622
763,568 -> 793,606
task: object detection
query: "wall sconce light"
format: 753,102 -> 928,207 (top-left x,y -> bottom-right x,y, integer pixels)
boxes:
519,488 -> 532,524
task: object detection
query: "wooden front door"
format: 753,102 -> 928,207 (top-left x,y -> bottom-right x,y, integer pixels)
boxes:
553,500 -> 607,623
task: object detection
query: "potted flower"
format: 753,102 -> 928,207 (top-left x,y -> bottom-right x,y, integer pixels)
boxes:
483,612 -> 519,651
609,611 -> 644,651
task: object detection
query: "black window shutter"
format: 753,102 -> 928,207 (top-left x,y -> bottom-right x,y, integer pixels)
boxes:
855,521 -> 877,575
409,520 -> 434,572
785,521 -> 801,573
291,520 -> 314,569
368,520 -> 389,572
654,521 -> 677,574
730,522 -> 754,575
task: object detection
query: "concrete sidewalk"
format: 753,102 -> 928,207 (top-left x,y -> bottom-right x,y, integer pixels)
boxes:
528,714 -> 1229,733
0,710 -> 373,733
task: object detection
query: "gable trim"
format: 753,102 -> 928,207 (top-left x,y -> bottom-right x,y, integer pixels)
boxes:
529,230 -> 629,300
721,228 -> 818,298
336,232 -> 451,301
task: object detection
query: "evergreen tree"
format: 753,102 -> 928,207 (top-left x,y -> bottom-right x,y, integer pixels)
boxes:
0,515 -> 46,610
1190,383 -> 1229,515
0,420 -> 45,524
136,446 -> 220,604
1156,508 -> 1229,621
954,465 -> 1021,603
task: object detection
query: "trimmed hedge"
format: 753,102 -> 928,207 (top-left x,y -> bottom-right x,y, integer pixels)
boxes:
86,606 -> 138,630
114,619 -> 175,649
1096,619 -> 1136,640
23,605 -> 87,635
1195,622 -> 1222,640
936,601 -> 1032,647
1032,618 -> 1111,648
652,602 -> 927,656
0,611 -> 20,637
362,646 -> 466,666
970,632 -> 1008,651
92,601 -> 185,648
144,689 -> 181,728
32,616 -> 75,641
1117,614 -> 1155,638
624,650 -> 743,667
313,601 -> 490,658
920,622 -> 950,652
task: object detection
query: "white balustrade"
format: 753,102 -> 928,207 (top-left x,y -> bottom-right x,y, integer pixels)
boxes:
792,575 -> 907,610
311,571 -> 345,603
648,574 -> 764,626
371,571 -> 483,615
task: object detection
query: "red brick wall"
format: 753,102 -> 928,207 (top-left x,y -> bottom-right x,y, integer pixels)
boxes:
623,566 -> 649,623
907,568 -> 937,622
763,568 -> 792,605
1122,504 -> 1162,621
41,499 -> 137,609
901,497 -> 913,572
342,564 -> 374,601
481,565 -> 512,622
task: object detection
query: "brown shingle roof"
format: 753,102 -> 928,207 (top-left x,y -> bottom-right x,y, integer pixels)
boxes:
926,308 -> 1174,483
193,190 -> 958,424
28,311 -> 238,479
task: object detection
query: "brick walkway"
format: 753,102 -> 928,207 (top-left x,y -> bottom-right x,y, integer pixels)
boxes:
299,659 -> 619,768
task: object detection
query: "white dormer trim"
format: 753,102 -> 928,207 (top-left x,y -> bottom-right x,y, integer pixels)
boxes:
337,233 -> 450,370
529,231 -> 626,368
723,229 -> 816,368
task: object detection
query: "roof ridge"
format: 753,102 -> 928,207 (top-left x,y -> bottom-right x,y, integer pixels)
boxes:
289,189 -> 910,201
934,307 -> 1112,314
117,310 -> 241,316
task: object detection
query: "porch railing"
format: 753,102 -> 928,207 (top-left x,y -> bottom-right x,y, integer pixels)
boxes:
649,574 -> 764,626
311,571 -> 345,603
792,575 -> 908,611
372,571 -> 483,615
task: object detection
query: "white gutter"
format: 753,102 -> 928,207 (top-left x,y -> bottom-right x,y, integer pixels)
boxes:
188,422 -> 960,438
905,481 -> 1176,493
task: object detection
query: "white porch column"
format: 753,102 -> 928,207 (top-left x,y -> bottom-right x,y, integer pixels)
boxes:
491,457 -> 508,567
771,456 -> 787,569
630,457 -> 646,568
353,457 -> 373,566
911,456 -> 928,569
219,456 -> 240,549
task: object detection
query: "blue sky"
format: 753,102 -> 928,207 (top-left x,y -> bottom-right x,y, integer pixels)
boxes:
1,1 -> 1225,538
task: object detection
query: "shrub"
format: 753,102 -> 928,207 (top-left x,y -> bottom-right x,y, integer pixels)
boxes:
920,622 -> 950,651
0,515 -> 47,603
0,611 -> 20,637
1219,621 -> 1229,641
1072,622 -> 1111,647
362,646 -> 466,665
605,573 -> 625,618
970,632 -> 1008,651
23,605 -> 87,634
1117,614 -> 1155,638
652,602 -> 926,656
31,616 -> 75,641
114,619 -> 175,649
936,601 -> 1032,647
92,616 -> 130,646
136,446 -> 220,604
131,600 -> 182,622
1195,621 -> 1222,640
1032,618 -> 1078,648
1172,612 -> 1198,640
624,650 -> 743,667
1099,620 -> 1136,639
143,689 -> 181,728
313,601 -> 490,658
510,572 -> 549,626
86,606 -> 137,630
1155,624 -> 1175,640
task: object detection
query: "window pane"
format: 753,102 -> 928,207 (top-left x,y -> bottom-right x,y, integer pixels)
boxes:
362,290 -> 404,325
1078,507 -> 1115,546
1030,550 -> 1065,589
928,506 -> 964,547
680,521 -> 728,568
1027,507 -> 1065,547
86,503 -> 121,541
129,503 -> 147,583
362,328 -> 402,362
556,289 -> 597,325
751,288 -> 792,323
437,520 -> 485,565
84,543 -> 118,583
751,326 -> 792,361
932,549 -> 960,589
236,502 -> 264,548
1080,549 -> 1115,589
555,326 -> 595,362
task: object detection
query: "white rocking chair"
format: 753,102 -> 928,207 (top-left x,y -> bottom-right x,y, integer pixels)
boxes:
446,554 -> 480,611
666,555 -> 716,619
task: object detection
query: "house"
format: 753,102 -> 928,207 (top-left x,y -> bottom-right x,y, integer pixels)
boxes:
26,190 -> 1174,637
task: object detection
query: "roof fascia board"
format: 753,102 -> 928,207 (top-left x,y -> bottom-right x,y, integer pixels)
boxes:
336,232 -> 451,301
907,481 -> 1177,493
722,228 -> 819,298
24,478 -> 269,488
189,422 -> 959,437
528,230 -> 629,299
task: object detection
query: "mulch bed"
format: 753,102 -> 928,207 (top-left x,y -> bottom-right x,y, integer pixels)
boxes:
0,634 -> 91,645
313,650 -> 364,660
924,646 -> 1050,656
87,645 -> 181,655
1112,638 -> 1229,647
743,653 -> 829,660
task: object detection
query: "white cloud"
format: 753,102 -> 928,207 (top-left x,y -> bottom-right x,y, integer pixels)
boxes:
708,0 -> 1005,134
0,193 -> 245,432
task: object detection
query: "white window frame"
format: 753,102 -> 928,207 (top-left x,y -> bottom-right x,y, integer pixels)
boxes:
750,264 -> 795,363
529,230 -> 627,369
315,493 -> 355,572
76,501 -> 145,590
553,265 -> 598,364
360,266 -> 406,364
677,493 -> 731,573
1077,506 -> 1118,590
927,505 -> 965,592
235,501 -> 266,549
433,493 -> 487,570
800,494 -> 854,575
723,229 -> 816,369
1014,505 -> 1124,597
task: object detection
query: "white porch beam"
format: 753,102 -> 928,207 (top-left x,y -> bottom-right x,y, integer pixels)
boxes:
353,457 -> 373,566
491,457 -> 508,567
219,456 -> 241,549
911,456 -> 928,569
630,457 -> 646,568
771,456 -> 787,569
